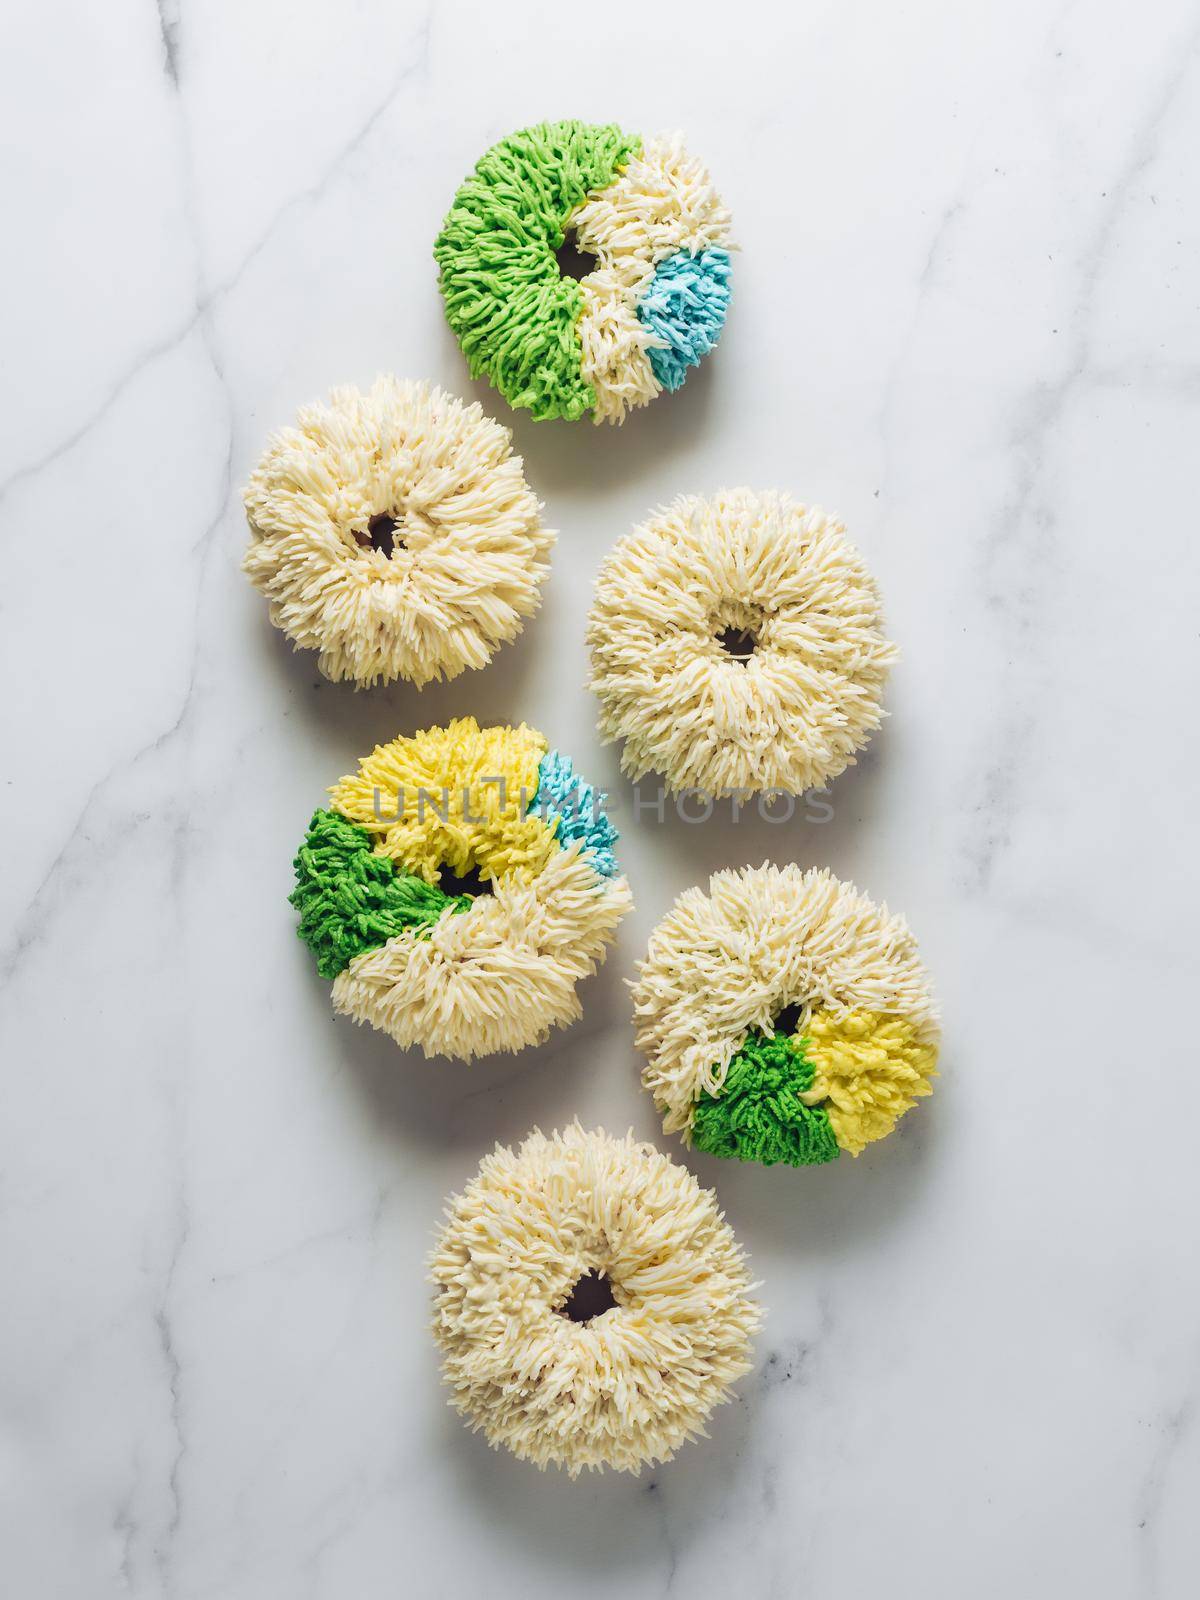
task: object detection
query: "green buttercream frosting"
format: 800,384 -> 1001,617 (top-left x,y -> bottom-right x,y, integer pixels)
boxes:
434,120 -> 642,421
692,1030 -> 840,1167
290,809 -> 466,979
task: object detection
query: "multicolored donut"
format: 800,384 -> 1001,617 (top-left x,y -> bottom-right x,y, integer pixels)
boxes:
430,1123 -> 761,1474
632,865 -> 940,1165
435,121 -> 732,424
291,719 -> 631,1059
243,377 -> 553,688
587,489 -> 898,797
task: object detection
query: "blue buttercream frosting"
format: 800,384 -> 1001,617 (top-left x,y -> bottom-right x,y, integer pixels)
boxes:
637,248 -> 732,392
527,749 -> 620,879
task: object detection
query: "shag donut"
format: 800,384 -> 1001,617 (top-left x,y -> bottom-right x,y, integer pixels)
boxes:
242,377 -> 553,687
587,489 -> 898,797
435,121 -> 732,424
632,865 -> 940,1165
290,719 -> 632,1059
430,1123 -> 761,1474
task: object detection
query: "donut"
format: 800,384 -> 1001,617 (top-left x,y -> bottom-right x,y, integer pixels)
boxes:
430,1123 -> 761,1474
290,718 -> 632,1059
435,121 -> 732,425
587,488 -> 898,797
242,377 -> 553,688
632,865 -> 940,1165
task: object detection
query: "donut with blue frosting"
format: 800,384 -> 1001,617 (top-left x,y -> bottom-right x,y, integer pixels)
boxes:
435,121 -> 733,424
290,719 -> 631,1059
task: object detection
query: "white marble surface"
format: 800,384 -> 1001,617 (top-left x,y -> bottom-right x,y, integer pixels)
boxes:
3,1 -> 1199,1595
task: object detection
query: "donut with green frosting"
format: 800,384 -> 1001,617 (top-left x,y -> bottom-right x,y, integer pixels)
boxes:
633,864 -> 940,1165
435,121 -> 733,424
291,718 -> 631,1060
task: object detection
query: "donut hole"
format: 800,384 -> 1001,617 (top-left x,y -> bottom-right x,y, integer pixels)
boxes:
717,625 -> 758,663
772,1001 -> 807,1039
558,1269 -> 617,1324
438,864 -> 492,900
355,512 -> 405,558
555,228 -> 597,283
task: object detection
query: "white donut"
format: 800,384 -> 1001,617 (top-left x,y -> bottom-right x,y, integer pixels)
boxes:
243,377 -> 553,688
587,489 -> 897,797
430,1124 -> 761,1474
